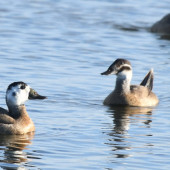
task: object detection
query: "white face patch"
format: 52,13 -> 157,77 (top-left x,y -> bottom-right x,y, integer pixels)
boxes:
6,84 -> 30,106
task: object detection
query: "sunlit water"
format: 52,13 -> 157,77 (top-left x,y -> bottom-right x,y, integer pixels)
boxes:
0,0 -> 170,169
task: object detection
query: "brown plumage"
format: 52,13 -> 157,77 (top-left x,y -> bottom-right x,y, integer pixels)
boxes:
101,59 -> 159,107
0,82 -> 46,135
0,106 -> 35,135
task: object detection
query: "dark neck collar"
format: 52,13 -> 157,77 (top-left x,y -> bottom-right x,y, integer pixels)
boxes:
8,104 -> 27,119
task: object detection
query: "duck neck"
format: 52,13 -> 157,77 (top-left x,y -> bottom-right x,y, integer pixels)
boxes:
7,104 -> 28,119
114,72 -> 132,94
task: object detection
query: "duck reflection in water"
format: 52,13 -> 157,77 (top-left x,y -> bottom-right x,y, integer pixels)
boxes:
0,132 -> 34,168
108,106 -> 153,134
105,106 -> 153,158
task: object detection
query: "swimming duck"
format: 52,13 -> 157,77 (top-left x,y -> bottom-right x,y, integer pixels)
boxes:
151,13 -> 170,34
0,81 -> 46,135
101,59 -> 159,106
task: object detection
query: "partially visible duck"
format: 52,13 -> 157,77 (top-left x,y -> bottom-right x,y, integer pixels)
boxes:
101,59 -> 159,107
151,13 -> 170,34
0,81 -> 46,135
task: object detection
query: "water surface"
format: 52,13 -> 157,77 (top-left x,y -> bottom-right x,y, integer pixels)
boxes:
0,0 -> 170,169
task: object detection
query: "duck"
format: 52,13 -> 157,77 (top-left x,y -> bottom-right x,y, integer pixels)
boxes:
101,59 -> 159,107
151,13 -> 170,34
0,81 -> 46,135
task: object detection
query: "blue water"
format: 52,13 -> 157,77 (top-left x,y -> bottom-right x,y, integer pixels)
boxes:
0,0 -> 170,169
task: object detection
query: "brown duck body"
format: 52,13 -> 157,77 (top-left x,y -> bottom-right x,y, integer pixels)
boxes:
0,105 -> 35,135
104,85 -> 159,107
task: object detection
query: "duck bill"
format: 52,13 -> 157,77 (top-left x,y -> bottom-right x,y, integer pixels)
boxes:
29,88 -> 47,100
101,69 -> 114,75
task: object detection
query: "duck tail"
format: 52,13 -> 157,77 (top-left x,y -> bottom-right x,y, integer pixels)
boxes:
140,69 -> 154,93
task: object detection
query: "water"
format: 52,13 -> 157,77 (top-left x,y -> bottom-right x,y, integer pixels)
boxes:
0,0 -> 170,169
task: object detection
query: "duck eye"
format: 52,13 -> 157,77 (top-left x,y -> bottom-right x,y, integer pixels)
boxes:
20,85 -> 25,89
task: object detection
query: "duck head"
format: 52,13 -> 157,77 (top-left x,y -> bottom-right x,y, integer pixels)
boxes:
6,81 -> 46,107
101,58 -> 132,81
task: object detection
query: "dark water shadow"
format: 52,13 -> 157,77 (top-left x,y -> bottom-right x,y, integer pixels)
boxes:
0,132 -> 35,169
150,31 -> 170,41
111,14 -> 170,41
101,20 -> 149,33
159,34 -> 170,40
104,105 -> 153,158
114,22 -> 170,41
113,24 -> 146,32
